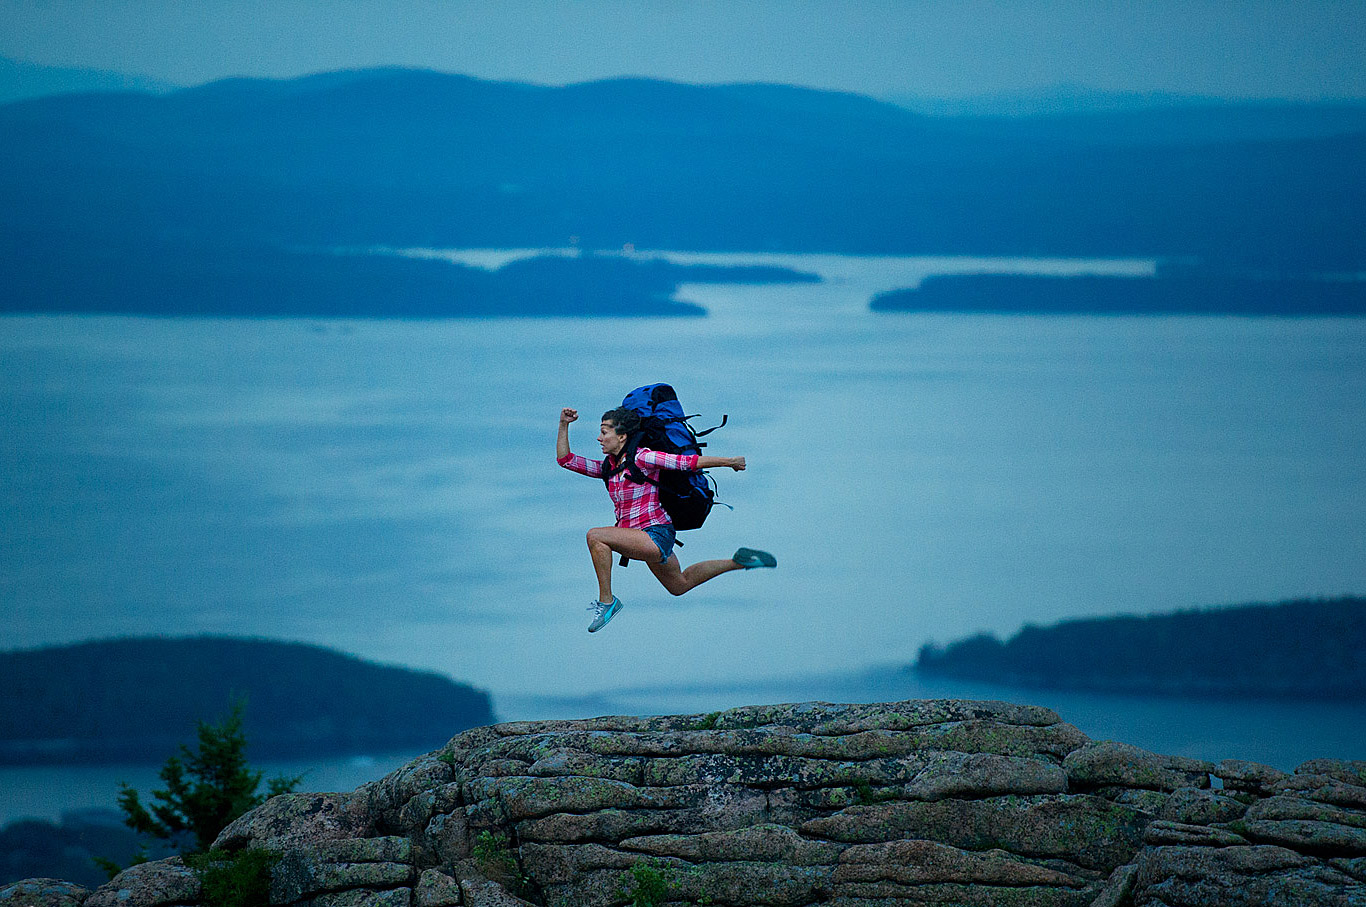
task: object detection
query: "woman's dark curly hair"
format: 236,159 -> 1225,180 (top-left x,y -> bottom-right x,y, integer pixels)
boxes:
601,407 -> 642,436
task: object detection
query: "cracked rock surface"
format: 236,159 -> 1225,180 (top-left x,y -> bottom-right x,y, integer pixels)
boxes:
4,699 -> 1364,906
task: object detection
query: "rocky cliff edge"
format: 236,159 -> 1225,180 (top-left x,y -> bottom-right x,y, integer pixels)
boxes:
4,699 -> 1365,907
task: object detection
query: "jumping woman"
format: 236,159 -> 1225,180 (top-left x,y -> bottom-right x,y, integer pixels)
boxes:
558,406 -> 776,632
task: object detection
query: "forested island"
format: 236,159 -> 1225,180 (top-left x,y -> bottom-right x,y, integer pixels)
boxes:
0,241 -> 817,318
0,636 -> 494,764
871,273 -> 1366,316
914,596 -> 1366,699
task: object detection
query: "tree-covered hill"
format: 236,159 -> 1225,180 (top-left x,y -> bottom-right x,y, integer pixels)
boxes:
0,636 -> 496,764
2,69 -> 1363,272
915,597 -> 1366,699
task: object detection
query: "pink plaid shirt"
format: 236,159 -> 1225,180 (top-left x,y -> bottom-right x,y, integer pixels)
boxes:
558,448 -> 701,528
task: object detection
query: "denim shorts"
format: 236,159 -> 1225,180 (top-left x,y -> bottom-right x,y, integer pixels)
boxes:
643,523 -> 676,565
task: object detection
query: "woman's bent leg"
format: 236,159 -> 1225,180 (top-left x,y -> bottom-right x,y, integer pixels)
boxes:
648,554 -> 743,597
586,526 -> 665,602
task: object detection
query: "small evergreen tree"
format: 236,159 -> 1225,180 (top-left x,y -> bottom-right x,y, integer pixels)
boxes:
108,699 -> 301,860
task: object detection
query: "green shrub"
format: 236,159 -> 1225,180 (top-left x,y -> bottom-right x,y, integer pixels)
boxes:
186,848 -> 281,907
472,830 -> 529,895
692,711 -> 721,730
623,860 -> 671,907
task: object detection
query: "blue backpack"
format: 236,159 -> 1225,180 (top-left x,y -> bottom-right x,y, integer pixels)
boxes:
608,383 -> 728,532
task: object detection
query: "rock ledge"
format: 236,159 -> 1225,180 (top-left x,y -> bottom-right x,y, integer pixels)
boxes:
5,699 -> 1364,906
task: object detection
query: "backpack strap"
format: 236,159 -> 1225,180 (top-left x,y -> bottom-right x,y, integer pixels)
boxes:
693,414 -> 728,437
602,434 -> 659,488
622,435 -> 659,487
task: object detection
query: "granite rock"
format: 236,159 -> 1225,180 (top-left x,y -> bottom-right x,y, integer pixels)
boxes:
1065,741 -> 1214,793
8,697 -> 1363,907
84,859 -> 199,907
215,791 -> 375,851
413,869 -> 462,907
0,880 -> 90,907
1132,844 -> 1366,906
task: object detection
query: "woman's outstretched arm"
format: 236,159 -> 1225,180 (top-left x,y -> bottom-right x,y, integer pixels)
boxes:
635,450 -> 744,472
697,455 -> 746,471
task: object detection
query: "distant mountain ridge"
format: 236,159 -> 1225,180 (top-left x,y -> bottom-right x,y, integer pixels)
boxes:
0,56 -> 178,104
0,636 -> 496,764
915,597 -> 1366,699
2,67 -> 1363,273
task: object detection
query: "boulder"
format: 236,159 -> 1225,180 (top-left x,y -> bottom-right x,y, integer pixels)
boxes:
299,890 -> 411,907
269,837 -> 416,904
540,860 -> 832,907
467,775 -> 699,821
1279,773 -> 1366,810
1296,760 -> 1366,788
0,880 -> 90,907
361,755 -> 456,825
1090,863 -> 1139,907
800,794 -> 1149,872
1142,820 -> 1248,847
896,751 -> 1069,801
1216,758 -> 1290,795
85,858 -> 199,907
1245,795 -> 1366,829
396,783 -> 463,841
515,843 -> 638,886
456,873 -> 535,907
834,839 -> 1088,888
425,807 -> 472,862
619,824 -> 843,865
1330,857 -> 1366,883
1131,844 -> 1365,906
1108,787 -> 1171,815
1235,819 -> 1366,855
1065,741 -> 1213,792
413,869 -> 462,907
1159,787 -> 1249,825
215,791 -> 375,851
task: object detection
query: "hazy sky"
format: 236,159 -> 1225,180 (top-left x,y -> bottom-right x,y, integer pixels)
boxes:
2,0 -> 1364,100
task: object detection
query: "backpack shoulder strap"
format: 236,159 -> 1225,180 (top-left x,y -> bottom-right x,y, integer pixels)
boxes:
604,434 -> 658,487
624,440 -> 659,487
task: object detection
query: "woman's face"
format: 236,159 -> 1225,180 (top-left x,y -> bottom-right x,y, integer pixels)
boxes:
598,421 -> 627,457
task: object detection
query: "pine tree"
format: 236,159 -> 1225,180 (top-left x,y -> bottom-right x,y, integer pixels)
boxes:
110,700 -> 300,858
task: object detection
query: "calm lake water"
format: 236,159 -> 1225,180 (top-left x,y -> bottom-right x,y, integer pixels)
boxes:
3,250 -> 1365,822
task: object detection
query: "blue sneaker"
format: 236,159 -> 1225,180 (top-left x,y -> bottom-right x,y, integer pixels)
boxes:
732,548 -> 777,569
587,596 -> 623,633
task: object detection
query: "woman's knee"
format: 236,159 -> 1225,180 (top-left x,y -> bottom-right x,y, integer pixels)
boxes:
586,527 -> 608,548
660,573 -> 690,596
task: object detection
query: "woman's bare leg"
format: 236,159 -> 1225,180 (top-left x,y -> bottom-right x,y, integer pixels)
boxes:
648,553 -> 744,597
586,526 -> 663,602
